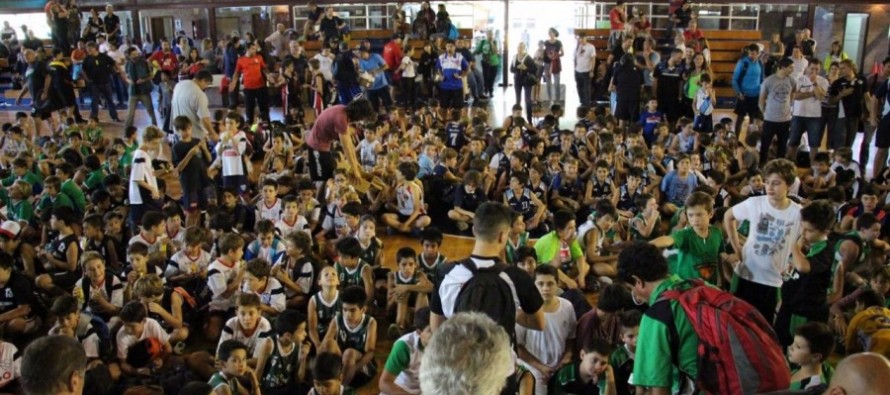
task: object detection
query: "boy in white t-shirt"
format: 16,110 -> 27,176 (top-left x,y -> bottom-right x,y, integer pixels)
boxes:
205,233 -> 245,341
117,301 -> 172,376
517,264 -> 577,395
275,195 -> 310,237
256,179 -> 282,222
399,46 -> 418,109
724,158 -> 802,324
213,112 -> 249,194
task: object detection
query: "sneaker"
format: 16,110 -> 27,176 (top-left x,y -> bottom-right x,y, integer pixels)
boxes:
388,324 -> 402,340
598,276 -> 613,285
173,341 -> 187,355
456,221 -> 469,231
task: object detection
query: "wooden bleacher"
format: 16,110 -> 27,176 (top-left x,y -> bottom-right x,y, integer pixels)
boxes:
574,28 -> 765,100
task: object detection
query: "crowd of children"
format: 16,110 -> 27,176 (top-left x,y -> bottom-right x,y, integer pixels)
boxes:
1,33 -> 890,393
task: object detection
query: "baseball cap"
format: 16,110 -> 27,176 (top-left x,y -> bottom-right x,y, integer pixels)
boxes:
0,221 -> 21,239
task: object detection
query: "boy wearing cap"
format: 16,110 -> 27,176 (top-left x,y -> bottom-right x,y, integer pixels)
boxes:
0,221 -> 36,278
0,251 -> 40,336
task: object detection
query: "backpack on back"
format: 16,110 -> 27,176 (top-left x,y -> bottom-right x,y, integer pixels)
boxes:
447,23 -> 459,41
449,258 -> 516,341
88,314 -> 115,361
646,280 -> 790,394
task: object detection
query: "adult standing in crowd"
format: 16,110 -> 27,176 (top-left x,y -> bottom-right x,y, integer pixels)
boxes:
639,38 -> 660,102
420,313 -> 513,395
334,42 -> 361,105
612,53 -> 644,126
319,7 -> 345,45
124,47 -> 158,129
430,201 -> 544,395
511,42 -> 537,122
476,29 -> 500,99
171,70 -> 215,141
435,39 -> 468,115
229,41 -> 270,124
104,4 -> 121,45
47,1 -> 70,52
222,35 -> 242,109
359,47 -> 392,114
15,50 -> 55,135
305,99 -> 375,182
829,60 -> 867,162
653,48 -> 685,124
871,57 -> 890,178
82,8 -> 103,44
457,37 -> 485,102
264,23 -> 290,60
21,335 -> 86,395
732,43 -> 764,134
82,42 -> 122,123
608,1 -> 627,52
382,34 -> 404,99
303,1 -> 324,40
543,28 -> 564,104
759,58 -> 796,165
788,61 -> 828,163
574,32 -> 596,108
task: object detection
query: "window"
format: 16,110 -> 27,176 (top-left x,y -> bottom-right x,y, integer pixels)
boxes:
4,13 -> 51,39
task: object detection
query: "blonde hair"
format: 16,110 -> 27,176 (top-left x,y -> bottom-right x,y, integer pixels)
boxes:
132,274 -> 165,299
142,125 -> 164,143
79,251 -> 104,268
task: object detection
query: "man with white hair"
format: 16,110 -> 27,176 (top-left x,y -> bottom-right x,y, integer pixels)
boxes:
420,312 -> 513,395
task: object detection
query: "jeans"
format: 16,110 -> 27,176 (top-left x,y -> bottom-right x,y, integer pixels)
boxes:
243,87 -> 270,123
111,74 -> 128,105
543,67 -> 561,102
760,120 -> 791,166
467,65 -> 483,99
788,116 -> 823,149
126,93 -> 158,128
482,62 -> 497,96
514,81 -> 533,123
89,82 -> 118,120
367,86 -> 393,114
575,71 -> 591,107
401,78 -> 417,110
836,116 -> 860,149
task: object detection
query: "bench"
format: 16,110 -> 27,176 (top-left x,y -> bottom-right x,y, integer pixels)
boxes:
575,28 -> 765,103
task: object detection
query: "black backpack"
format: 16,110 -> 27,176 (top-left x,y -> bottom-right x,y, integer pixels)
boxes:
449,258 -> 516,342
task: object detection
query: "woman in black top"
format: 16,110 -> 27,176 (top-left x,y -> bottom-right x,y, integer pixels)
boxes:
510,42 -> 537,123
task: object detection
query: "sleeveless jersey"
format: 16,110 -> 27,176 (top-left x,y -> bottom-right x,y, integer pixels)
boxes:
335,313 -> 378,376
617,184 -> 643,213
261,335 -> 302,389
314,291 -> 341,340
588,177 -> 613,200
419,253 -> 446,286
506,232 -> 530,264
335,260 -> 369,289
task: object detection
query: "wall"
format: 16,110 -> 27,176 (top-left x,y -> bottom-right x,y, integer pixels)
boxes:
138,8 -> 209,41
814,4 -> 889,75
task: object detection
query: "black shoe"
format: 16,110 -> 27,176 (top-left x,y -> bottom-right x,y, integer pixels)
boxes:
110,118 -> 122,123
74,117 -> 88,124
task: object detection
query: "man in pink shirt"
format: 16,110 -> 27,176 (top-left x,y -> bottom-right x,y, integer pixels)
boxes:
305,98 -> 375,182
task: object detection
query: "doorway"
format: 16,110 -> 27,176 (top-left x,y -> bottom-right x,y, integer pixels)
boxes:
149,17 -> 174,42
843,13 -> 869,67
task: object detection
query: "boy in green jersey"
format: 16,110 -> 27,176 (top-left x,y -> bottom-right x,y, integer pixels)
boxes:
651,191 -> 725,285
